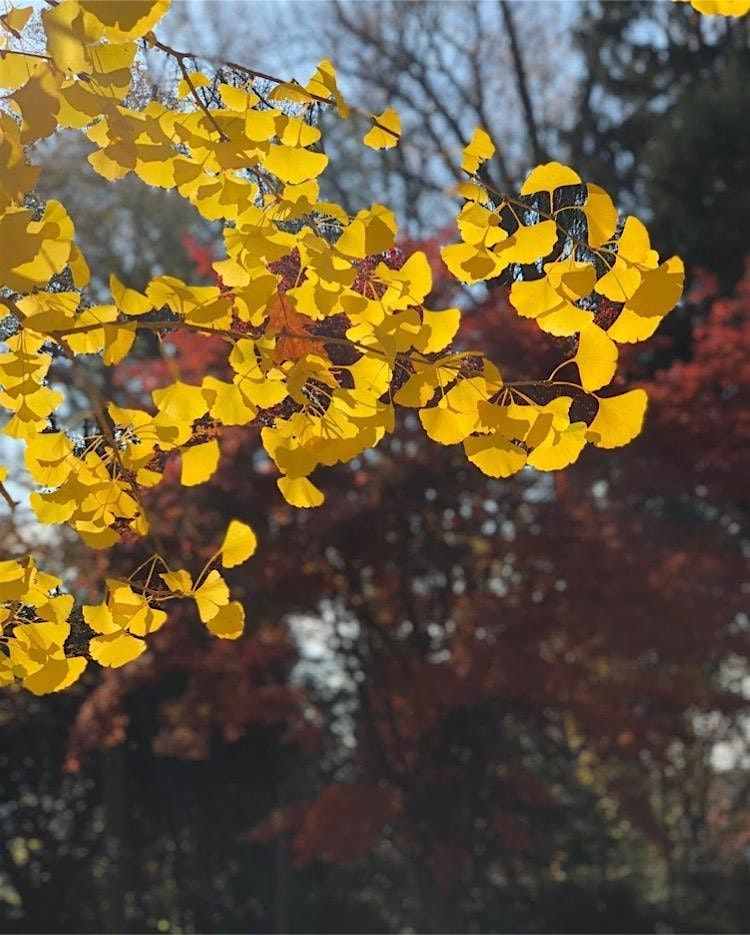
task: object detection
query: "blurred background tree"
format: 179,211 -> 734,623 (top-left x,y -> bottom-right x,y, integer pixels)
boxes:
1,2 -> 749,933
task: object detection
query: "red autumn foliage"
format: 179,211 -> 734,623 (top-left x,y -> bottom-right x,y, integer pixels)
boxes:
66,237 -> 750,918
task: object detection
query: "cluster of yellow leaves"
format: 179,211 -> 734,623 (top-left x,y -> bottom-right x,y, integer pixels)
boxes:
436,134 -> 684,473
0,519 -> 256,690
0,557 -> 85,695
0,0 -> 684,693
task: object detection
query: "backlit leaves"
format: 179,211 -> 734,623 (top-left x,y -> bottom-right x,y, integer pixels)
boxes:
363,107 -> 401,150
220,521 -> 258,569
0,3 -> 684,694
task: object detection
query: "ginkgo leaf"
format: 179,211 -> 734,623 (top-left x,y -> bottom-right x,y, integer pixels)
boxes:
205,600 -> 245,639
527,422 -> 588,471
160,569 -> 194,593
65,305 -> 120,355
607,307 -> 662,344
181,439 -> 220,486
23,656 -> 87,695
586,389 -> 648,449
0,560 -> 28,601
622,256 -> 685,318
0,51 -> 44,89
520,162 -> 581,195
264,145 -> 328,183
440,242 -> 503,284
582,183 -> 618,247
464,435 -> 527,478
220,520 -> 258,568
595,264 -> 642,304
498,220 -> 558,264
102,324 -> 136,365
78,0 -> 171,40
417,308 -> 461,354
616,215 -> 653,266
153,381 -> 208,424
83,604 -> 119,635
277,475 -> 325,508
335,205 -> 397,258
69,245 -> 90,288
0,6 -> 33,35
202,377 -> 257,425
419,403 -> 478,445
178,71 -> 210,98
461,127 -> 495,174
110,273 -> 152,315
89,631 -> 146,668
305,58 -> 348,116
363,107 -> 401,149
191,569 -> 230,622
418,379 -> 485,445
689,0 -> 750,14
575,324 -> 618,392
510,277 -> 591,336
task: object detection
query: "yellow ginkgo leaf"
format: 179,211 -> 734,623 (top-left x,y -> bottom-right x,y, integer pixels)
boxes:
418,379 -> 485,445
181,439 -> 220,487
586,389 -> 648,449
622,256 -> 684,319
78,0 -> 171,40
575,323 -> 618,392
202,377 -> 257,425
65,305 -> 120,355
419,403 -> 478,446
24,656 -> 87,696
205,600 -> 245,639
417,308 -> 461,355
110,273 -> 152,315
616,215 -> 653,266
607,307 -> 661,344
178,71 -> 211,99
335,205 -> 397,259
0,560 -> 27,601
102,324 -> 136,365
153,380 -> 208,424
520,162 -> 581,195
0,51 -> 44,90
89,631 -> 146,668
160,569 -> 194,593
363,107 -> 401,149
461,127 -> 495,174
83,604 -> 118,635
277,475 -> 325,508
69,245 -> 90,288
264,145 -> 328,184
191,569 -> 230,623
527,422 -> 588,471
220,520 -> 258,568
689,0 -> 750,14
582,183 -> 618,247
464,434 -> 527,478
0,6 -> 34,35
440,242 -> 503,284
497,220 -> 558,264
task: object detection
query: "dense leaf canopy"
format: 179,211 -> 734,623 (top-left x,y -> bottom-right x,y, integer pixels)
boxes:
5,0 -> 745,696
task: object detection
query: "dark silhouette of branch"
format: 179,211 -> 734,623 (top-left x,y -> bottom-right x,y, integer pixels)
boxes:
500,0 -> 544,164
